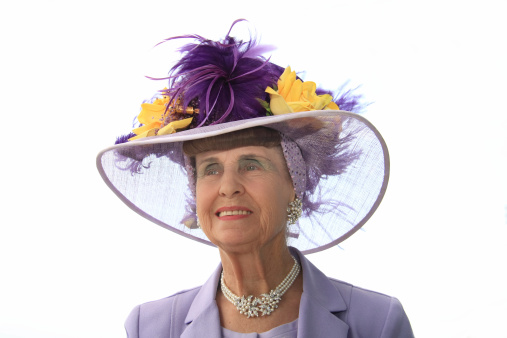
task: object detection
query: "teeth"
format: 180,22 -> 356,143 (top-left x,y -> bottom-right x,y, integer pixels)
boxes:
218,210 -> 252,217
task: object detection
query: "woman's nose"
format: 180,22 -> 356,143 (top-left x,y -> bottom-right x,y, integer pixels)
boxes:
218,170 -> 244,198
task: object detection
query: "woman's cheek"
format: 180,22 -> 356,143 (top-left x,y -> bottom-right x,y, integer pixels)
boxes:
195,188 -> 213,232
198,210 -> 216,243
259,203 -> 285,242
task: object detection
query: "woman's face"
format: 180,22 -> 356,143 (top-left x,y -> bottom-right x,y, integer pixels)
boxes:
195,145 -> 295,253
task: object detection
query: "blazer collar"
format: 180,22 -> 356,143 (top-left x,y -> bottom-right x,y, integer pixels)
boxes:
292,247 -> 349,337
181,247 -> 349,337
181,264 -> 223,338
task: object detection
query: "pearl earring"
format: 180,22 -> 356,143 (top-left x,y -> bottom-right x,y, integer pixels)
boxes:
287,198 -> 302,225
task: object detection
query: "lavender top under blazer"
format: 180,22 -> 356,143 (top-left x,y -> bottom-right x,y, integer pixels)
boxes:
125,248 -> 414,338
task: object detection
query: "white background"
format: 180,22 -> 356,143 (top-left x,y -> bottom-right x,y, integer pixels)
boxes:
1,1 -> 506,337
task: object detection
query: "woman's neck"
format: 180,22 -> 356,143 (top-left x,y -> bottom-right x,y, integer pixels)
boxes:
219,243 -> 295,297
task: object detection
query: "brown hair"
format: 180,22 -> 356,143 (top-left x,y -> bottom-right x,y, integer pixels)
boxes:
182,127 -> 281,157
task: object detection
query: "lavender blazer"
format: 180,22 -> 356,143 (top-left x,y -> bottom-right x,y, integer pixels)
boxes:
125,248 -> 414,337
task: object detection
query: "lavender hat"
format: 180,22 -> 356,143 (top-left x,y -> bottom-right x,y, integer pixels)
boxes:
96,21 -> 389,254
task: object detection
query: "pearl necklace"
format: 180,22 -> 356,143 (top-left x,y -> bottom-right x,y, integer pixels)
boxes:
220,256 -> 300,318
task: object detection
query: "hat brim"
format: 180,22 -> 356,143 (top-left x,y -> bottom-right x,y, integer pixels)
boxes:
96,110 -> 389,254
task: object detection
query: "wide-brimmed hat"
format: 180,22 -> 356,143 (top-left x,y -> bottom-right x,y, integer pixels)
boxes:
96,21 -> 389,254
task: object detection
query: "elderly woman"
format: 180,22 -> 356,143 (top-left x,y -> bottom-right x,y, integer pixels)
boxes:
97,21 -> 414,337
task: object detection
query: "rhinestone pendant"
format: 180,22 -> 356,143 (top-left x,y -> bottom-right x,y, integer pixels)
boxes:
234,291 -> 281,318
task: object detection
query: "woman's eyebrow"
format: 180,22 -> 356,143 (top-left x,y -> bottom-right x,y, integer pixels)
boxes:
196,156 -> 219,167
196,153 -> 273,167
238,154 -> 272,162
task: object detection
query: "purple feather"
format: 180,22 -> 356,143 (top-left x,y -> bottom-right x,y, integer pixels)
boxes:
334,83 -> 371,114
115,132 -> 136,145
149,21 -> 283,127
316,84 -> 370,114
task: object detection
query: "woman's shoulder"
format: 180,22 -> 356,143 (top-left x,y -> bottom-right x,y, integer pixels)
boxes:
129,285 -> 201,316
125,286 -> 202,337
326,277 -> 413,337
328,277 -> 398,306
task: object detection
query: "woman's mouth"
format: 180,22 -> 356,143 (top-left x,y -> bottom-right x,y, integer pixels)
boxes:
215,207 -> 253,219
217,210 -> 252,217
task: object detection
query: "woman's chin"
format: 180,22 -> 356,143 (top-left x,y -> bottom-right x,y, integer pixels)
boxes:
212,232 -> 286,255
213,235 -> 258,252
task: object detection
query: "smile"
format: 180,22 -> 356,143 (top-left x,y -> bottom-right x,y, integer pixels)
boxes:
217,210 -> 252,217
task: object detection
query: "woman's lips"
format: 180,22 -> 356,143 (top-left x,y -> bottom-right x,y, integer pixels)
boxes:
215,206 -> 252,219
217,210 -> 252,217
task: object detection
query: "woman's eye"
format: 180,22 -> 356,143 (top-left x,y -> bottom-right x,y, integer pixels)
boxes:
243,161 -> 261,171
205,169 -> 219,176
200,164 -> 221,176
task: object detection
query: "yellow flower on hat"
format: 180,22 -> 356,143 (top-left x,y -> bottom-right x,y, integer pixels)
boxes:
265,66 -> 339,115
129,91 -> 196,141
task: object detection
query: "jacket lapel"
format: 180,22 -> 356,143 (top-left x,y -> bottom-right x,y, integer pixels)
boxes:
181,265 -> 223,338
294,248 -> 350,338
298,293 -> 349,337
180,302 -> 222,338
